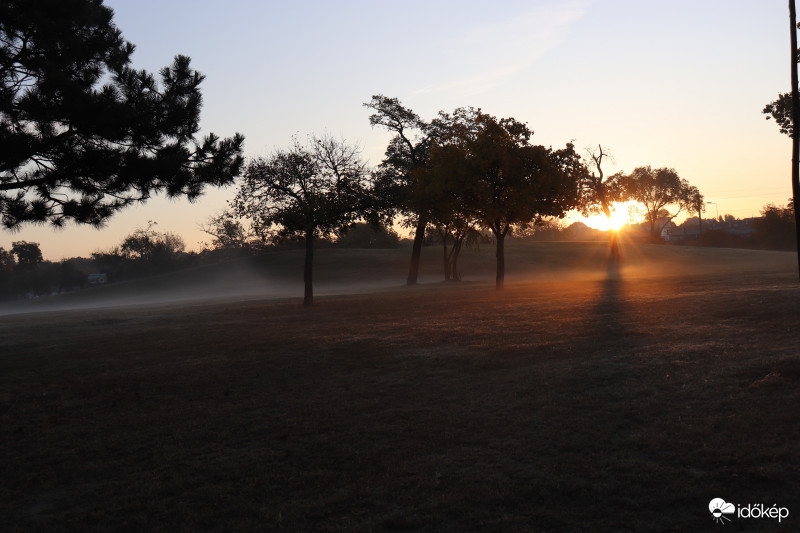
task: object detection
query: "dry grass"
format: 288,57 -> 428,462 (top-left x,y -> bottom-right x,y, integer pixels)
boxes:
2,242 -> 800,531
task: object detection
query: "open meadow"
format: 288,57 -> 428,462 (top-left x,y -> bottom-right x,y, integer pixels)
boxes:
2,241 -> 800,531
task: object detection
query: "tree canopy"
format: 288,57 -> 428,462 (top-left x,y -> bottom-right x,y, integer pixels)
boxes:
617,166 -> 696,239
763,92 -> 794,136
0,0 -> 244,229
232,135 -> 371,305
364,95 -> 434,285
427,109 -> 581,288
764,6 -> 800,278
118,221 -> 185,262
10,240 -> 42,270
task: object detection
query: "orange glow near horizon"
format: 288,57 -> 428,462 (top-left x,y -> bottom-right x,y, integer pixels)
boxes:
582,206 -> 629,232
580,201 -> 644,232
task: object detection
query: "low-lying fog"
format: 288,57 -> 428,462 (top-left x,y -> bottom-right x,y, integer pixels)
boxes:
0,243 -> 793,316
0,260 -> 412,316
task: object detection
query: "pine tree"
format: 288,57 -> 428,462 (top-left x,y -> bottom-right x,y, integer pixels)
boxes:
0,0 -> 244,228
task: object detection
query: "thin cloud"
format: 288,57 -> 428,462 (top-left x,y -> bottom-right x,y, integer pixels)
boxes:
414,1 -> 590,96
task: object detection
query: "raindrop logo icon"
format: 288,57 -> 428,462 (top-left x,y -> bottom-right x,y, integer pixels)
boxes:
709,498 -> 736,524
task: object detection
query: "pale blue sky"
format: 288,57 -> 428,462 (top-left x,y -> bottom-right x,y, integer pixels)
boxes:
6,1 -> 793,259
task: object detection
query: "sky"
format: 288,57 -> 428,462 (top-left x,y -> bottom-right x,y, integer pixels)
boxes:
4,0 -> 794,259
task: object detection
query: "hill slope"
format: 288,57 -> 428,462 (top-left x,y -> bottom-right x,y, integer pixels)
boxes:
1,241 -> 794,315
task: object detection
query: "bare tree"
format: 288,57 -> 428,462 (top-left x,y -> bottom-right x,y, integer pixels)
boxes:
581,145 -> 623,256
232,136 -> 370,306
199,212 -> 256,252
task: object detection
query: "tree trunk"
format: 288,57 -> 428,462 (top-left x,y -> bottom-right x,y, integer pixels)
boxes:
602,201 -> 619,258
304,228 -> 314,306
441,231 -> 451,281
495,230 -> 505,290
451,238 -> 463,281
609,231 -> 620,259
791,0 -> 800,280
407,216 -> 426,285
649,216 -> 659,240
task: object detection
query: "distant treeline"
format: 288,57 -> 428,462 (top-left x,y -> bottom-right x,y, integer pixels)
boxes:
0,221 -> 402,301
1,202 -> 795,302
523,202 -> 796,251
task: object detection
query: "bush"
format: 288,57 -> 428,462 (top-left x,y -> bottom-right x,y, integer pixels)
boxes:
336,222 -> 402,249
695,230 -> 751,249
752,204 -> 795,250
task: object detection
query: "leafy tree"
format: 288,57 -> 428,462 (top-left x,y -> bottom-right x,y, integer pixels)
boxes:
119,221 -> 185,261
753,201 -> 796,250
89,249 -> 124,280
364,95 -> 434,285
513,217 -> 565,241
0,0 -> 244,229
430,110 -> 581,288
11,240 -> 42,270
420,108 -> 491,281
0,246 -> 12,299
763,92 -> 794,136
232,136 -> 370,305
56,258 -> 85,293
617,166 -> 696,240
0,246 -> 14,272
687,186 -> 705,233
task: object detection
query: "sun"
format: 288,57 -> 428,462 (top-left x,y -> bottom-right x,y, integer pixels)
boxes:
583,205 -> 630,232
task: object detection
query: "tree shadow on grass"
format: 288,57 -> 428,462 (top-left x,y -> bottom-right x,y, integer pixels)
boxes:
535,242 -> 674,530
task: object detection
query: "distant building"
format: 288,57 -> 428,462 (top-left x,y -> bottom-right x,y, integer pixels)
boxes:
662,223 -> 700,243
727,217 -> 757,237
88,273 -> 107,285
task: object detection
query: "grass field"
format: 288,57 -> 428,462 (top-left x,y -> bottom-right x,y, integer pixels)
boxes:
2,241 -> 800,531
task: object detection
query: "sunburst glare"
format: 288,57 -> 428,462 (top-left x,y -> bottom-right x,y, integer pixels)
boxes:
582,202 -> 640,231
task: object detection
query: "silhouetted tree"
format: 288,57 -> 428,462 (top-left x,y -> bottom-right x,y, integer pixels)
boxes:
233,136 -> 370,305
617,167 -> 696,240
87,222 -> 186,280
753,201 -> 796,250
0,0 -> 244,229
11,240 -> 42,271
428,217 -> 481,281
513,217 -> 564,241
579,145 -> 624,255
580,146 -> 621,221
762,2 -> 800,277
416,122 -> 480,280
119,221 -> 185,262
0,246 -> 12,299
364,95 -> 434,285
56,259 -> 84,293
687,186 -> 705,233
0,246 -> 12,270
430,110 -> 580,288
200,211 -> 258,252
